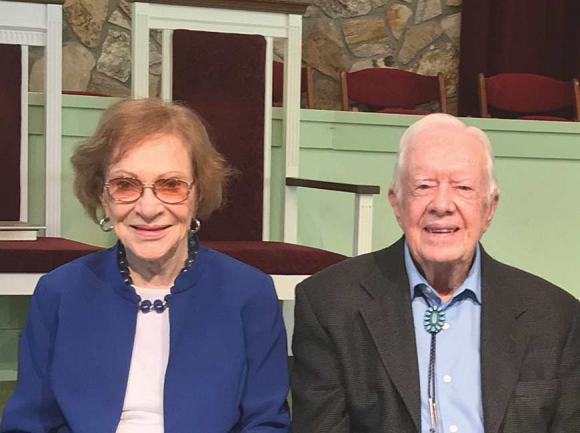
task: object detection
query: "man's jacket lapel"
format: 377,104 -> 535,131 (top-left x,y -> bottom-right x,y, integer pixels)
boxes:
359,239 -> 422,432
480,250 -> 529,433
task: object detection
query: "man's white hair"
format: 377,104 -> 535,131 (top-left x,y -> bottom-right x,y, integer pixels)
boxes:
390,113 -> 499,202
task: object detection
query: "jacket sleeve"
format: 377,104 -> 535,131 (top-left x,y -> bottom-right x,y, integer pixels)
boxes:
291,283 -> 350,433
237,275 -> 290,432
0,278 -> 66,432
551,299 -> 580,433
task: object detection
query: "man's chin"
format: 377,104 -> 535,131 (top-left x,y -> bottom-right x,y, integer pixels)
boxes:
417,250 -> 466,267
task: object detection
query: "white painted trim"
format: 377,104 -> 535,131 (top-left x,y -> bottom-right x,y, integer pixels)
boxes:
44,4 -> 62,236
282,16 -> 302,244
0,273 -> 42,295
0,30 -> 45,46
272,273 -> 306,355
271,274 -> 306,300
0,2 -> 49,33
282,299 -> 295,355
146,4 -> 289,38
263,37 -> 274,241
160,29 -> 173,101
353,194 -> 375,256
283,16 -> 301,177
283,185 -> 298,243
132,2 -> 151,98
20,45 -> 29,222
272,275 -> 310,356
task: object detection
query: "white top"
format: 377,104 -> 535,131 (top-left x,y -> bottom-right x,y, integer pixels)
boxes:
116,286 -> 171,433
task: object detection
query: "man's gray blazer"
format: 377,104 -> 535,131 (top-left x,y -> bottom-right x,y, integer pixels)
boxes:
291,238 -> 580,433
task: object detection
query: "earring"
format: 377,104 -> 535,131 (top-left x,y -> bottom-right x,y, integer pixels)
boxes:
191,218 -> 201,234
99,217 -> 114,233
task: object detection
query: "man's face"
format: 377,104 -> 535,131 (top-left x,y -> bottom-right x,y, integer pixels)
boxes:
388,125 -> 499,271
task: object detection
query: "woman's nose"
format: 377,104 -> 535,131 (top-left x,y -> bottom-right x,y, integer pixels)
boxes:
134,186 -> 163,217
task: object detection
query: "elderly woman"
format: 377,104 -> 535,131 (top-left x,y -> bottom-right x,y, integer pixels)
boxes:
0,98 -> 290,432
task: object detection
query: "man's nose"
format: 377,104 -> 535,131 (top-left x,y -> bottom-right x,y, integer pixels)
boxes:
428,185 -> 455,215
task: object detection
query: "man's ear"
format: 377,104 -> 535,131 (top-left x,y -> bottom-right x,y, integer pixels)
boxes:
388,188 -> 403,227
483,193 -> 499,231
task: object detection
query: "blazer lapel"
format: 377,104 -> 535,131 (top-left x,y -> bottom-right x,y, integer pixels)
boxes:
359,240 -> 421,432
480,251 -> 529,433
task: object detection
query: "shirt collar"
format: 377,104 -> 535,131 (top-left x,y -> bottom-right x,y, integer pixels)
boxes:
404,240 -> 482,306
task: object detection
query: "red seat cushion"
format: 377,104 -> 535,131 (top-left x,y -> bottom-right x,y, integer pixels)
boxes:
0,237 -> 102,273
204,241 -> 347,275
0,239 -> 347,276
517,115 -> 572,121
376,107 -> 431,115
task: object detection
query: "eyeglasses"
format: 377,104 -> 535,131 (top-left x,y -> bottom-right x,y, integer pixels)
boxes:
105,177 -> 194,204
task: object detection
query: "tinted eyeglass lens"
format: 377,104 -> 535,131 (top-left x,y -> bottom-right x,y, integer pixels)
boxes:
154,179 -> 189,203
108,178 -> 143,202
107,178 -> 190,203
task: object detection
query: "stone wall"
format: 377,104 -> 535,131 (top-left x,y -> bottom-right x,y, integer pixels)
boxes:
30,0 -> 161,98
299,0 -> 461,111
28,0 -> 461,113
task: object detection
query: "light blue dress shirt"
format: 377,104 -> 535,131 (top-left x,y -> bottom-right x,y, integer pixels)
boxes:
404,242 -> 484,433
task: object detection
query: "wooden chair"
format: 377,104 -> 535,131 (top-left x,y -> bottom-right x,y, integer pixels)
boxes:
0,0 -> 63,233
478,72 -> 580,121
341,68 -> 447,114
272,61 -> 314,108
131,1 -> 380,352
0,1 -> 99,293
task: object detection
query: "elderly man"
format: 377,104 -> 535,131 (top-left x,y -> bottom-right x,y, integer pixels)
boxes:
291,113 -> 580,433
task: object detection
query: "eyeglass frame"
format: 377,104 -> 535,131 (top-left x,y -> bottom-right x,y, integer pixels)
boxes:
104,177 -> 195,205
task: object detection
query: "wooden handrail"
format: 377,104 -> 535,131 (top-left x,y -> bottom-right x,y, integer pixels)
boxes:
286,177 -> 380,195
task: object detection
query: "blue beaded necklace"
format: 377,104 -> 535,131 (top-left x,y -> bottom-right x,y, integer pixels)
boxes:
117,234 -> 199,313
423,302 -> 446,433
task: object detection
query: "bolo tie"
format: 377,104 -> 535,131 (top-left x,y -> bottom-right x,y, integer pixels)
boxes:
423,303 -> 446,433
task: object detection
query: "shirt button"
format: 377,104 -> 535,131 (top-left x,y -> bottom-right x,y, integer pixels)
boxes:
450,425 -> 458,432
442,322 -> 450,330
443,375 -> 452,383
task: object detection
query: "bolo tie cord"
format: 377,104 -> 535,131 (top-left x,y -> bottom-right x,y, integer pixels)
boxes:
428,333 -> 439,433
423,304 -> 445,433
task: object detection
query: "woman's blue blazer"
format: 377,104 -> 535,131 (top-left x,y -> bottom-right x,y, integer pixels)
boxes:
0,244 -> 290,432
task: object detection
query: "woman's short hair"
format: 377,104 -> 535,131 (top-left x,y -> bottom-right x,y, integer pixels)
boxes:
71,97 -> 230,223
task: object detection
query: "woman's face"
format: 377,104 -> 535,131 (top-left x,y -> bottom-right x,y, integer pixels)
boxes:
101,133 -> 196,267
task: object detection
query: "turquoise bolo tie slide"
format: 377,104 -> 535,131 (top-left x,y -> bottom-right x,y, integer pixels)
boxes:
424,305 -> 445,333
